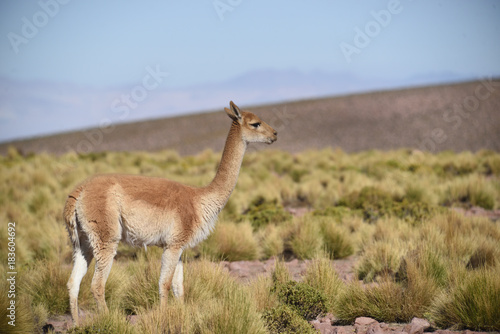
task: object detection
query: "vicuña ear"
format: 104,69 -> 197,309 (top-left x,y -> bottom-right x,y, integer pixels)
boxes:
225,101 -> 242,121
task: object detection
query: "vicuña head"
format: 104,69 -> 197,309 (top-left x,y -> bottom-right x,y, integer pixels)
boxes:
64,101 -> 277,325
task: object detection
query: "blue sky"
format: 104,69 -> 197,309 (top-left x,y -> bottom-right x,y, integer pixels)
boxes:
1,0 -> 499,141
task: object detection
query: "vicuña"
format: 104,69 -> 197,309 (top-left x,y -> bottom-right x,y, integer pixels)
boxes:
63,101 -> 277,325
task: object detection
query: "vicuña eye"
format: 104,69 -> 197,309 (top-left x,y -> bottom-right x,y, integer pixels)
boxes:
251,122 -> 261,128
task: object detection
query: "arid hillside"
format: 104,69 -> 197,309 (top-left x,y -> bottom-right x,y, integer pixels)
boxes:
1,80 -> 499,156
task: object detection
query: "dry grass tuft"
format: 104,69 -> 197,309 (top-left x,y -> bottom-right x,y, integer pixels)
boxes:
200,221 -> 260,261
430,267 -> 500,331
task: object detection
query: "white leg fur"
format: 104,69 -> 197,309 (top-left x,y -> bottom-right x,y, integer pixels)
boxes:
171,258 -> 184,299
68,246 -> 93,325
159,248 -> 183,308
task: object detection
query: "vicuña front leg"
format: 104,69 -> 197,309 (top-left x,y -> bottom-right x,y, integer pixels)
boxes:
171,257 -> 184,300
159,248 -> 183,308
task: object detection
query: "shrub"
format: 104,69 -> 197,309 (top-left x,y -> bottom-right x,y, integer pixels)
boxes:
262,304 -> 316,334
391,200 -> 443,224
338,186 -> 398,222
338,187 -> 441,223
242,196 -> 292,230
273,280 -> 328,321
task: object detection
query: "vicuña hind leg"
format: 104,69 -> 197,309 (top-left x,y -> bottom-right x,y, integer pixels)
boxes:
91,242 -> 118,313
159,248 -> 183,308
67,241 -> 93,325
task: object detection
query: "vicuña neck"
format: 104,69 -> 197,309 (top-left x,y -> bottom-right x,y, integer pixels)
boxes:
205,121 -> 247,208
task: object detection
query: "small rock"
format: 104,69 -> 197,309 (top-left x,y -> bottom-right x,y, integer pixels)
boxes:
333,327 -> 348,334
403,317 -> 430,334
355,317 -> 378,334
355,317 -> 378,327
311,320 -> 336,334
366,322 -> 387,334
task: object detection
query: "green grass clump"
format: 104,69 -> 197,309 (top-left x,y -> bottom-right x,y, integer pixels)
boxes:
242,196 -> 292,230
466,243 -> 498,269
0,287 -> 34,334
264,260 -> 325,332
122,249 -> 161,314
356,240 -> 405,282
303,257 -> 344,313
338,186 -> 396,222
430,268 -> 500,331
258,224 -> 285,259
137,302 -> 191,334
441,175 -> 496,209
396,247 -> 448,288
273,280 -> 328,321
313,206 -> 353,221
288,216 -> 323,260
334,277 -> 435,323
271,259 -> 292,286
262,304 -> 316,334
20,260 -> 72,315
338,186 -> 441,223
319,218 -> 354,259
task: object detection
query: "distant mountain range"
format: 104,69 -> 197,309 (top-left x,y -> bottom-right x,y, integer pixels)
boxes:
0,69 -> 474,143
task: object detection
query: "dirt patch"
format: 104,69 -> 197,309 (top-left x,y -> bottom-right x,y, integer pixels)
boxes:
452,206 -> 500,221
220,256 -> 358,284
